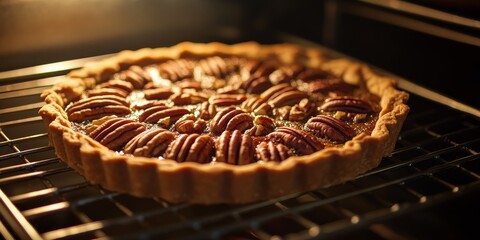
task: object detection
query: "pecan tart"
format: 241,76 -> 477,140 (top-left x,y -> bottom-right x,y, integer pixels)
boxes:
39,42 -> 409,204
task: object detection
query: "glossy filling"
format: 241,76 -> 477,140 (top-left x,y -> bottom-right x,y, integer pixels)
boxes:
67,56 -> 380,165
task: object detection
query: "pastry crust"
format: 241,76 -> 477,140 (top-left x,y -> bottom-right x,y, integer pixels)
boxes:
39,42 -> 409,204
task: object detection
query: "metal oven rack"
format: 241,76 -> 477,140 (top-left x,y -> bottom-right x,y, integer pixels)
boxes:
1,47 -> 479,240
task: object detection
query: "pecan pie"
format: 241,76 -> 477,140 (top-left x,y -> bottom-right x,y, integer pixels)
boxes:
39,42 -> 409,204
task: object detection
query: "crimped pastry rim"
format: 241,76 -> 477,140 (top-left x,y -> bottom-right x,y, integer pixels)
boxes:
39,42 -> 409,204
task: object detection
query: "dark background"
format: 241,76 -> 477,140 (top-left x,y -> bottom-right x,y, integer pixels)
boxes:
0,0 -> 478,106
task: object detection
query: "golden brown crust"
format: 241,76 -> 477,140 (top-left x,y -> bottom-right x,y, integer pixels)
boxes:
39,42 -> 409,204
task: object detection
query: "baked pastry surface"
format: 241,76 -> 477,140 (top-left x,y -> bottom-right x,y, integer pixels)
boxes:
39,42 -> 409,204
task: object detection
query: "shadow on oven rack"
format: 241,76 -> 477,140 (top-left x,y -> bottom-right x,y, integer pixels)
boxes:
0,54 -> 479,240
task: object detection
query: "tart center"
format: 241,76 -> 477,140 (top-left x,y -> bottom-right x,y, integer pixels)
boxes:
66,56 -> 380,165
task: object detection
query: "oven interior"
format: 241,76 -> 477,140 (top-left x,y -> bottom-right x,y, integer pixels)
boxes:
1,0 -> 479,239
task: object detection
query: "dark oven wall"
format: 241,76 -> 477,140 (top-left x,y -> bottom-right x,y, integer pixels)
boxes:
270,0 -> 480,108
0,0 -> 271,72
1,0 -> 479,108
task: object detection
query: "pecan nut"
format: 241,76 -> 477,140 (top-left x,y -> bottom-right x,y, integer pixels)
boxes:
215,130 -> 254,165
177,79 -> 202,91
217,84 -> 242,94
164,134 -> 214,163
132,101 -> 166,110
307,79 -> 355,94
87,88 -> 129,98
241,76 -> 273,94
158,59 -> 195,81
240,59 -> 261,78
268,90 -> 309,108
174,114 -> 207,133
274,106 -> 292,120
117,65 -> 151,89
198,56 -> 236,78
198,101 -> 217,120
168,91 -> 209,105
124,128 -> 176,157
269,65 -> 306,84
256,141 -> 292,162
320,96 -> 373,113
88,118 -> 146,150
138,105 -> 168,122
260,84 -> 309,108
210,106 -> 254,134
306,115 -> 356,143
143,88 -> 175,100
240,96 -> 271,115
67,95 -> 131,122
287,98 -> 316,121
244,115 -> 275,136
296,69 -> 334,82
138,106 -> 190,124
260,83 -> 294,100
266,127 -> 324,155
87,79 -> 135,98
99,79 -> 134,93
209,94 -> 247,106
254,115 -> 275,128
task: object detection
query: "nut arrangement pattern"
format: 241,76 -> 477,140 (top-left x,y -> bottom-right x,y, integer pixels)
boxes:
66,55 -> 382,165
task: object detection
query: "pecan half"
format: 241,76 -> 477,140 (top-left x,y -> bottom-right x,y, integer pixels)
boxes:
241,76 -> 273,94
175,119 -> 207,134
87,88 -> 129,98
117,65 -> 150,89
168,91 -> 209,105
210,106 -> 254,134
274,106 -> 292,120
215,130 -> 254,165
87,79 -> 134,98
260,83 -> 294,100
164,134 -> 214,163
287,98 -> 316,121
256,141 -> 292,162
139,106 -> 190,124
143,88 -> 175,100
198,56 -> 236,78
244,115 -> 275,136
320,96 -> 372,113
296,69 -> 334,82
254,115 -> 275,128
67,95 -> 130,122
240,96 -> 271,115
198,101 -> 217,120
124,128 -> 176,157
138,105 -> 168,122
306,115 -> 356,143
268,90 -> 309,108
99,79 -> 134,94
132,101 -> 166,110
240,60 -> 274,79
217,84 -> 242,94
269,65 -> 306,84
261,83 -> 310,108
209,94 -> 247,106
88,118 -> 145,150
158,59 -> 195,81
143,80 -> 172,90
177,79 -> 202,90
174,114 -> 207,133
308,79 -> 356,94
266,127 -> 324,155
